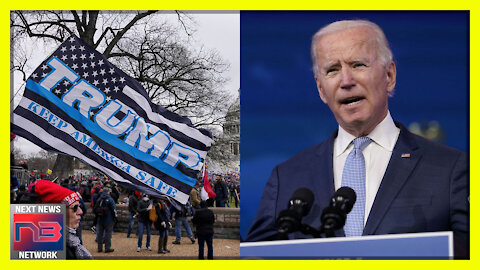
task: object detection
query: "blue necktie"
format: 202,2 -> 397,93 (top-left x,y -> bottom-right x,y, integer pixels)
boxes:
341,137 -> 372,237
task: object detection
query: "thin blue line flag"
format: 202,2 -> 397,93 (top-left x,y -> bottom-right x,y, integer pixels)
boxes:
12,35 -> 213,204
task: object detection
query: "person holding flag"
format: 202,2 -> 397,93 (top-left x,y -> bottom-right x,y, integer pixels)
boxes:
190,178 -> 202,209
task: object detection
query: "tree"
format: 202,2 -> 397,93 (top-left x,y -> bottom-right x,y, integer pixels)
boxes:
11,10 -> 233,178
11,145 -> 26,166
25,150 -> 57,173
111,22 -> 231,127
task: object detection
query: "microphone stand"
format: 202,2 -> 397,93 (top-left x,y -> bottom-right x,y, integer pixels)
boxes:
299,223 -> 337,238
300,223 -> 323,238
276,228 -> 290,240
276,224 -> 327,240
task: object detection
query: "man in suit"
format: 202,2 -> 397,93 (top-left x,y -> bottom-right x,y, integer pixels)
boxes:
245,20 -> 468,258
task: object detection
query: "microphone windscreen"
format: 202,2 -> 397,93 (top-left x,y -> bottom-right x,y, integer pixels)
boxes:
290,187 -> 314,208
335,186 -> 356,203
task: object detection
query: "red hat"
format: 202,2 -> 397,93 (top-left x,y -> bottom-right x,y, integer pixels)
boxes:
33,180 -> 80,206
40,173 -> 46,179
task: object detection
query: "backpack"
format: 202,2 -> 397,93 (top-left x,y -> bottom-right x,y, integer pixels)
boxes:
149,206 -> 158,223
94,196 -> 108,217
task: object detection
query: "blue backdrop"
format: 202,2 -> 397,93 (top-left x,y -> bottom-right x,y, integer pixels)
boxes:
240,11 -> 469,240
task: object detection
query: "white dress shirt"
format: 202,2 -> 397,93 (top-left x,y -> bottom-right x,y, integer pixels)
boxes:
333,111 -> 400,225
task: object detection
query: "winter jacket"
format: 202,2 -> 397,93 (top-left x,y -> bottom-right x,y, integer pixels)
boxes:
128,194 -> 139,214
137,197 -> 151,223
192,207 -> 215,236
95,192 -> 117,225
154,201 -> 171,231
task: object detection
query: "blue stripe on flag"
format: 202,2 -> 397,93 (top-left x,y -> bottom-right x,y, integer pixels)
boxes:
13,105 -> 194,196
13,110 -> 194,200
25,79 -> 196,187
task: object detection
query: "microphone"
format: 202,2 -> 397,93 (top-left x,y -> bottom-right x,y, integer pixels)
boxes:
321,186 -> 356,235
276,188 -> 315,235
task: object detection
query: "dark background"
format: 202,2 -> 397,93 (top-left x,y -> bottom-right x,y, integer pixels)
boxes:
240,11 -> 469,240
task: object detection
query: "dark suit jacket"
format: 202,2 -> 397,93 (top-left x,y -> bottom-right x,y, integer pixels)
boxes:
245,123 -> 468,257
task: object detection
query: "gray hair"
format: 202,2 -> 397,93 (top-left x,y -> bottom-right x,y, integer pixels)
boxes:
311,20 -> 393,77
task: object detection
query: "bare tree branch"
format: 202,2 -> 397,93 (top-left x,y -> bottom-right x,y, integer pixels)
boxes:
15,11 -> 64,42
175,11 -> 194,36
103,10 -> 157,58
95,26 -> 116,49
70,10 -> 83,37
82,11 -> 98,46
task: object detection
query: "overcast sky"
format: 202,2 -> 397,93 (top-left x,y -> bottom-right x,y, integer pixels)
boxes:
12,11 -> 240,157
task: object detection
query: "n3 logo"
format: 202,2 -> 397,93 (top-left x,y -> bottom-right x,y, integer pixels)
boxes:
14,222 -> 62,242
12,214 -> 64,251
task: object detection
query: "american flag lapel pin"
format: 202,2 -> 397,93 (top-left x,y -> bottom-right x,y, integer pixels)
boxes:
401,153 -> 411,158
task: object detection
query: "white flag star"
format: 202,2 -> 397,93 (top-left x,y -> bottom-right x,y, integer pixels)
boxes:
55,89 -> 61,94
80,54 -> 86,60
79,45 -> 85,51
83,72 -> 89,78
41,73 -> 47,77
109,68 -> 115,75
106,96 -> 111,102
61,55 -> 68,61
102,78 -> 108,85
104,87 -> 111,94
69,37 -> 76,42
119,77 -> 125,83
60,46 -> 67,53
111,77 -> 117,83
71,54 -> 77,61
100,69 -> 106,76
90,62 -> 96,68
63,80 -> 70,87
98,59 -> 104,66
70,45 -> 76,51
93,80 -> 99,86
71,63 -> 79,70
41,64 -> 48,70
31,73 -> 38,79
92,71 -> 98,77
89,53 -> 95,60
81,63 -> 88,69
113,86 -> 120,92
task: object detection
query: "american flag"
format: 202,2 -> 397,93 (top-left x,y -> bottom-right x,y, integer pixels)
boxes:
12,35 -> 213,204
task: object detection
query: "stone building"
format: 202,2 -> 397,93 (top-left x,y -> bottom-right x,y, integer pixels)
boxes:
223,93 -> 240,157
206,91 -> 240,173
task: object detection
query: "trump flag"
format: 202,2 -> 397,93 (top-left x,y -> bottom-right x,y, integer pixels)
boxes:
12,35 -> 213,204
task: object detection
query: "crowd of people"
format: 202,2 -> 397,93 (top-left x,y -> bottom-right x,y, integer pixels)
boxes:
205,172 -> 240,208
10,167 -> 237,260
